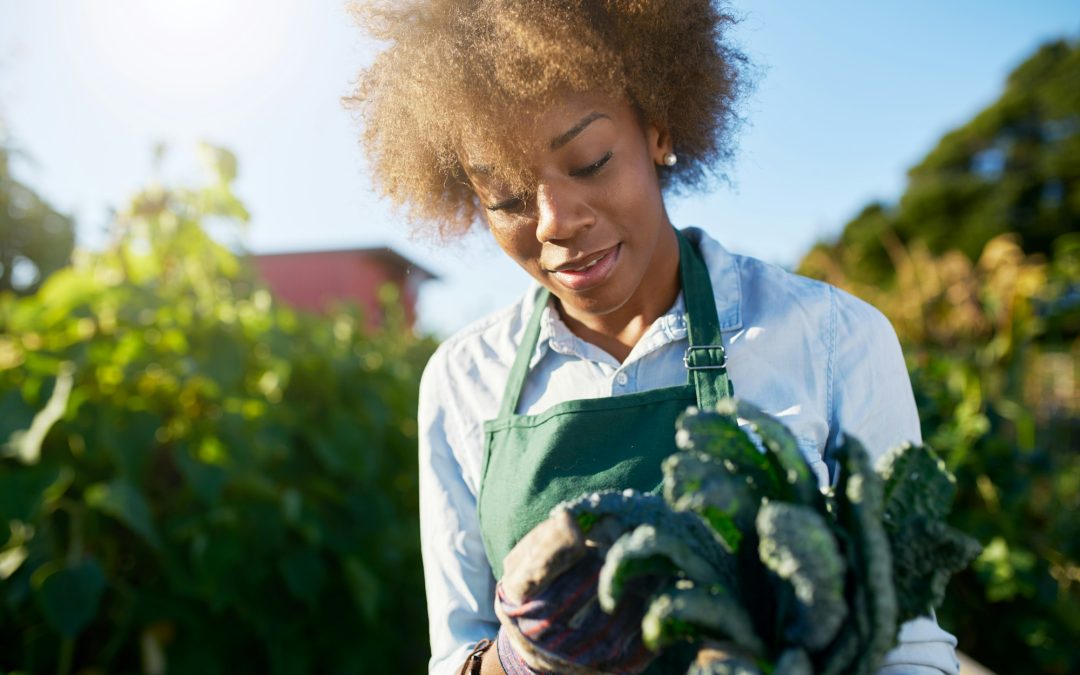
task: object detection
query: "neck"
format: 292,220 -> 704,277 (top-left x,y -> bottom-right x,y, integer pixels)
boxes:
557,227 -> 681,363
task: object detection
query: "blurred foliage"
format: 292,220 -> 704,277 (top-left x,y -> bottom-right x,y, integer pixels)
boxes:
799,38 -> 1080,675
0,139 -> 76,295
806,38 -> 1080,280
0,145 -> 436,674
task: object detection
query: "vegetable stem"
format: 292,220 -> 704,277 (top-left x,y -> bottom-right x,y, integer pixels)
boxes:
57,637 -> 75,675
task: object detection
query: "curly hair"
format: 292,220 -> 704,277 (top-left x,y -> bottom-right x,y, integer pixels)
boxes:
347,0 -> 747,238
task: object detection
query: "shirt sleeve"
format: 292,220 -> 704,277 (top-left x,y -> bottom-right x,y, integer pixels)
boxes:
828,286 -> 961,675
827,285 -> 923,456
418,348 -> 500,674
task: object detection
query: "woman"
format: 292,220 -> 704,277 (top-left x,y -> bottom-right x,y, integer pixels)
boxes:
350,1 -> 961,673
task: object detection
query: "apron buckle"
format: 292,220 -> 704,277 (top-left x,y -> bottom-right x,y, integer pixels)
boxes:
684,345 -> 727,370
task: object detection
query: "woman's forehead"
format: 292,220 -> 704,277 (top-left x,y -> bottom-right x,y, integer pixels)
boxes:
460,90 -> 635,167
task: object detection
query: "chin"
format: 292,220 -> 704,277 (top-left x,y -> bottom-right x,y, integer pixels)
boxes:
555,287 -> 632,318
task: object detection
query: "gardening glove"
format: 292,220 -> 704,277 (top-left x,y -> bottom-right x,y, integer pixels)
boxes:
494,510 -> 660,675
688,643 -> 815,675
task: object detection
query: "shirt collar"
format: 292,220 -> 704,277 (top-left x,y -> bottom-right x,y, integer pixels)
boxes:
537,302 -> 618,366
523,226 -> 743,368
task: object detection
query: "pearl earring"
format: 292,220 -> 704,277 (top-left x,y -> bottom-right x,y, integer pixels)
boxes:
662,152 -> 677,166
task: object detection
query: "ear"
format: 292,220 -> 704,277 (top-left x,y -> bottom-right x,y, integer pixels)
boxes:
646,124 -> 673,166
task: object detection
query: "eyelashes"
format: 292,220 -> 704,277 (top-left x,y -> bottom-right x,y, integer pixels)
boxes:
485,151 -> 613,212
487,196 -> 525,212
569,151 -> 612,178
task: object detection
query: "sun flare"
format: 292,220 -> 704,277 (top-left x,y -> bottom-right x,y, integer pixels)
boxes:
73,0 -> 297,107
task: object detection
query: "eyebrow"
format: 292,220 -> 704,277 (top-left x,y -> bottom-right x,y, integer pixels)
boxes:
550,112 -> 609,150
466,111 -> 610,174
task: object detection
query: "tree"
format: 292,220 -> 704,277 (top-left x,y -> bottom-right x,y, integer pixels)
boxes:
898,39 -> 1080,260
802,38 -> 1080,286
0,142 -> 75,295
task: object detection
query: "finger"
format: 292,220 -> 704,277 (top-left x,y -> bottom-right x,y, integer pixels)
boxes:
501,510 -> 588,602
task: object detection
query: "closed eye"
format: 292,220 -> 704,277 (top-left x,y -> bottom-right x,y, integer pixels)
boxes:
570,151 -> 612,178
486,196 -> 526,212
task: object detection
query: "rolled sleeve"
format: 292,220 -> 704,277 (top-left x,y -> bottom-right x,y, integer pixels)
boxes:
419,349 -> 500,674
879,613 -> 960,674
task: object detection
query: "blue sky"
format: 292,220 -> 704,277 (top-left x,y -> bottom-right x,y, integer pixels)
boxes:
1,1 -> 1078,336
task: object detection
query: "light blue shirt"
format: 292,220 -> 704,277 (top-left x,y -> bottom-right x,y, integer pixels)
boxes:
418,227 -> 959,674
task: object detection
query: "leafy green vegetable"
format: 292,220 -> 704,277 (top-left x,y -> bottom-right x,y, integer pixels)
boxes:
566,399 -> 979,675
878,443 -> 981,623
775,648 -> 813,675
727,400 -> 822,509
756,502 -> 847,650
642,585 -> 763,656
662,450 -> 757,551
878,443 -> 956,526
676,407 -> 781,498
826,435 -> 897,675
557,491 -> 736,587
599,524 -> 726,611
889,516 -> 982,624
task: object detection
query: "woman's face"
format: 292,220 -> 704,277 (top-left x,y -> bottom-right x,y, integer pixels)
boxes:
464,90 -> 678,328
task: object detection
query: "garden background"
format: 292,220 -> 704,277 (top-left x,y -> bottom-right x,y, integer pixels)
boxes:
1,3 -> 1078,674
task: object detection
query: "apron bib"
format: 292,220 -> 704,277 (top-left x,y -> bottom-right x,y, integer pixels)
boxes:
479,230 -> 733,575
478,229 -> 732,673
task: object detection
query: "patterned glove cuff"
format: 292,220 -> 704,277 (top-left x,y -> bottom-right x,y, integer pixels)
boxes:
497,627 -> 543,675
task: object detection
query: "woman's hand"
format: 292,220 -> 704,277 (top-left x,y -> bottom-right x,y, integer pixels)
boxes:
493,511 -> 659,675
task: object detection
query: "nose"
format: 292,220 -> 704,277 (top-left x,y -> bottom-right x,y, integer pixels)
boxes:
534,178 -> 593,243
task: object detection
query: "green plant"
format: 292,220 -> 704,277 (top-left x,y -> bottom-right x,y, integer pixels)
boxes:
0,146 -> 436,674
0,142 -> 75,295
802,225 -> 1080,673
557,400 -> 979,675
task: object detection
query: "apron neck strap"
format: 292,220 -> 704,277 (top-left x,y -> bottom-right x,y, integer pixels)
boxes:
499,285 -> 551,418
676,228 -> 733,410
498,228 -> 732,417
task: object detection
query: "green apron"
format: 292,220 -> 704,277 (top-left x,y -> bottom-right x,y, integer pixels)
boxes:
478,230 -> 731,673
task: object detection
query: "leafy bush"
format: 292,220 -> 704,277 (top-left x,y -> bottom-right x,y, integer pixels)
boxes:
803,228 -> 1080,674
0,148 -> 436,674
0,143 -> 75,295
797,36 -> 1080,673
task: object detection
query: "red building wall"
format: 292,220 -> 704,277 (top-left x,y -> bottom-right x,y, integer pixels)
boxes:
252,249 -> 430,328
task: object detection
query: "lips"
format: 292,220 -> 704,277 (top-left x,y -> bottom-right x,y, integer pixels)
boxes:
546,244 -> 620,291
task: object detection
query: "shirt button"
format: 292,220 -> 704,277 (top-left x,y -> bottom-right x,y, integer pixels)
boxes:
615,372 -> 628,386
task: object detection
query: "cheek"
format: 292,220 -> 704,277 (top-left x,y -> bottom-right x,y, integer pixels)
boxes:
606,147 -> 662,205
488,218 -> 541,267
608,167 -> 662,221
629,158 -> 663,197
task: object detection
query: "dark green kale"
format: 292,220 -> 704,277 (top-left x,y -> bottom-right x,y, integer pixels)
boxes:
598,523 -> 728,612
756,502 -> 847,650
550,399 -> 979,675
877,443 -> 982,623
642,585 -> 763,656
820,435 -> 896,675
662,450 -> 758,551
